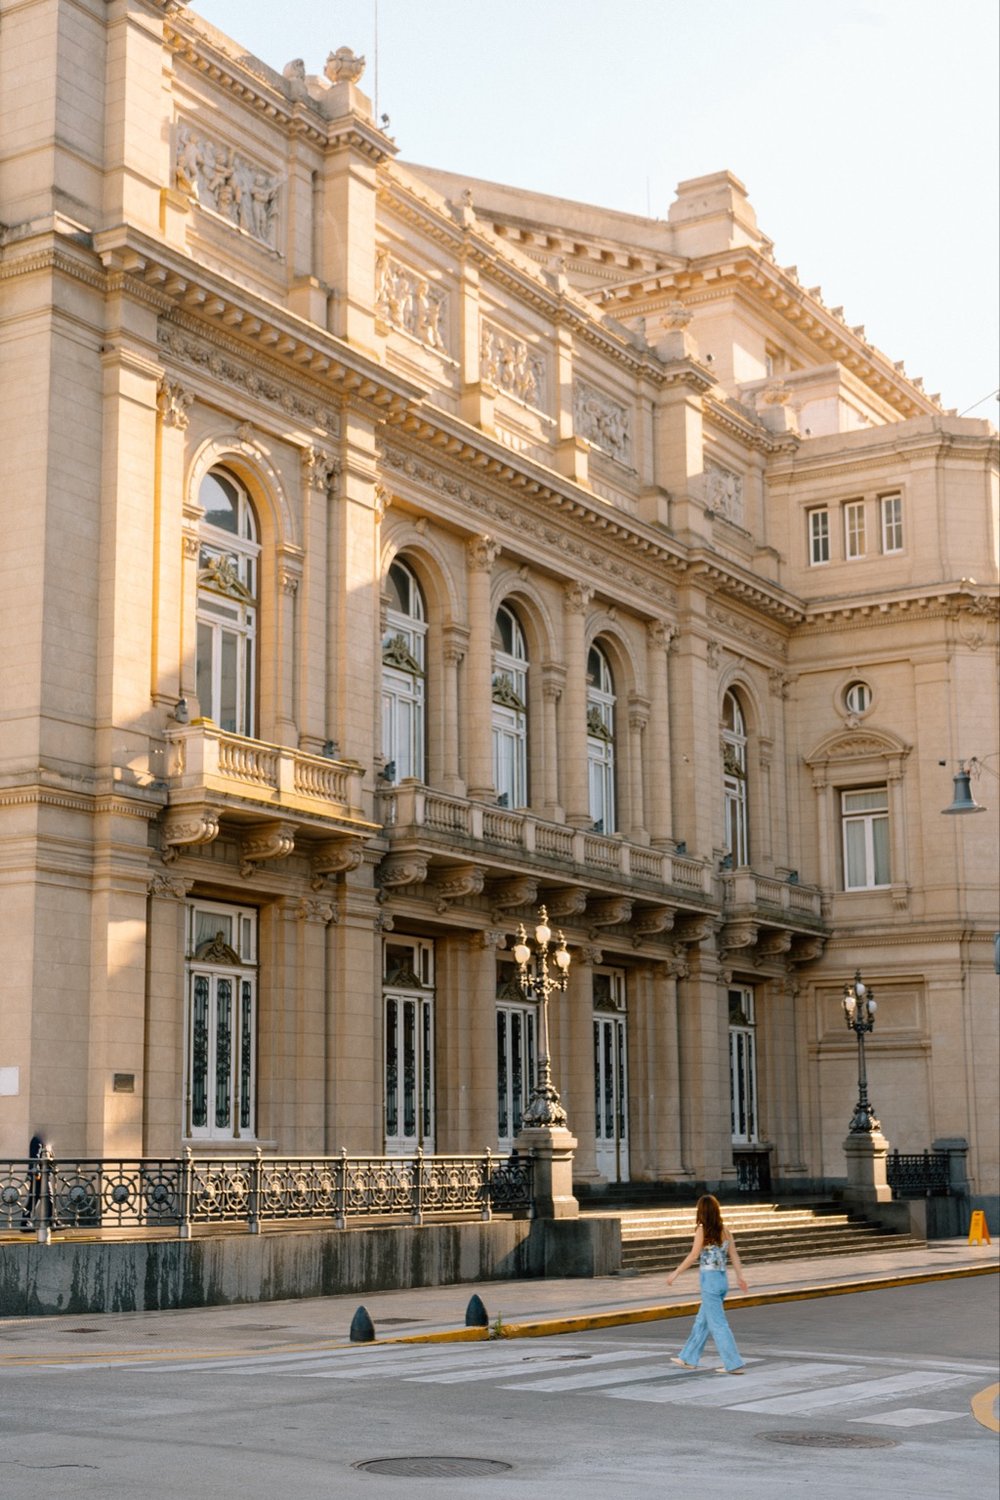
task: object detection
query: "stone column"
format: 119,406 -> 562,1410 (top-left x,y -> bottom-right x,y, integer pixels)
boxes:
292,896 -> 336,1153
562,582 -> 593,827
465,535 -> 500,800
144,873 -> 191,1156
629,960 -> 686,1181
326,875 -> 383,1151
757,735 -> 774,868
440,625 -> 468,794
646,621 -> 676,846
669,597 -> 716,860
541,665 -> 565,819
627,695 -> 650,841
757,973 -> 807,1182
676,932 -> 731,1185
153,376 -> 192,708
561,946 -> 599,1183
297,448 -> 335,752
435,931 -> 503,1152
257,898 -> 301,1147
274,555 -> 300,747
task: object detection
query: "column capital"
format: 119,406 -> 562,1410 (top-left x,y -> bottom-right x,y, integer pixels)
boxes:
647,619 -> 679,653
467,533 -> 500,572
563,581 -> 594,615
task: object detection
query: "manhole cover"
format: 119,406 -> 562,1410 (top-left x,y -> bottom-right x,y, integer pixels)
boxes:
354,1457 -> 512,1478
761,1431 -> 898,1450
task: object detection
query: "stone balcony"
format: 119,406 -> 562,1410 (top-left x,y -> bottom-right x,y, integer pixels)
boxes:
161,725 -> 378,879
377,782 -> 827,959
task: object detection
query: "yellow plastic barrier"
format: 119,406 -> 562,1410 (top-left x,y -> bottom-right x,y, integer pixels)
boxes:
968,1210 -> 992,1245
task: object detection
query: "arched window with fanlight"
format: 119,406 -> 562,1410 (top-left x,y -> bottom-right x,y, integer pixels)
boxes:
587,643 -> 616,833
196,469 -> 260,737
722,689 -> 749,867
381,558 -> 426,782
492,604 -> 528,808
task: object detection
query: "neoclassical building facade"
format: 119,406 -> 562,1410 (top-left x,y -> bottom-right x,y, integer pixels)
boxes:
1,0 -> 997,1215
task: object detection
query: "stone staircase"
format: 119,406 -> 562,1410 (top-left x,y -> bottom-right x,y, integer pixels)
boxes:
584,1201 -> 925,1273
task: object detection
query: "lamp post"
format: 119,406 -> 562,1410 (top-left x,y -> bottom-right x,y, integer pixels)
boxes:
842,969 -> 879,1134
513,906 -> 571,1129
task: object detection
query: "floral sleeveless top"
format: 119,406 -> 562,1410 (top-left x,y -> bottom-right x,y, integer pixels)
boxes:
699,1238 -> 729,1271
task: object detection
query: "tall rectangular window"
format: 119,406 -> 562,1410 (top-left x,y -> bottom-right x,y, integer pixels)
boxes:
808,508 -> 830,565
842,786 -> 890,889
843,500 -> 866,560
880,493 -> 903,553
728,987 -> 758,1145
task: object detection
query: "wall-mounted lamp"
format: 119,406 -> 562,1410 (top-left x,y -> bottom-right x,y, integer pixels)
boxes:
377,760 -> 396,784
940,760 -> 987,815
674,841 -> 687,856
321,739 -> 340,759
169,698 -> 189,725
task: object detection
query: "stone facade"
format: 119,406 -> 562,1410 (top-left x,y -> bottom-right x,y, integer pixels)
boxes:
1,1 -> 997,1214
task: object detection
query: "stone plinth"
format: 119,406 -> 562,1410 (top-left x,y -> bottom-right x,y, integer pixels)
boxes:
515,1125 -> 579,1219
842,1129 -> 893,1206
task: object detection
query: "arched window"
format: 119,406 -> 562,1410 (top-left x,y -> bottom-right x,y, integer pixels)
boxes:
382,559 -> 426,782
492,603 -> 528,808
587,643 -> 616,833
196,469 -> 259,737
722,689 -> 749,867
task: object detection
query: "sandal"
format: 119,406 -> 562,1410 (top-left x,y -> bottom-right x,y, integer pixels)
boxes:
670,1357 -> 698,1369
714,1366 -> 746,1375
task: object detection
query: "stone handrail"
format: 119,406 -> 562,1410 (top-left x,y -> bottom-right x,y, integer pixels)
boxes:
166,725 -> 366,814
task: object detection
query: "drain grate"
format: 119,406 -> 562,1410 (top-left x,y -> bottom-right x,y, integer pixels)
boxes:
354,1457 -> 512,1478
761,1431 -> 898,1450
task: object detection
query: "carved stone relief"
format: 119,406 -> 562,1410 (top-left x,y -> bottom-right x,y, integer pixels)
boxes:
704,460 -> 744,526
375,251 -> 447,351
175,124 -> 280,248
574,381 -> 632,466
481,325 -> 545,409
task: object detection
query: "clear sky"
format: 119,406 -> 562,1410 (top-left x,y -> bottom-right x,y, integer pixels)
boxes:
191,0 -> 998,420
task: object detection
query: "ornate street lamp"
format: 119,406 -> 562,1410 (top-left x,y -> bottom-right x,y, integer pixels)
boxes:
842,969 -> 879,1133
513,906 -> 571,1129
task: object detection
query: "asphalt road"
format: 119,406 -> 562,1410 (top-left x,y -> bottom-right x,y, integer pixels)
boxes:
0,1279 -> 996,1499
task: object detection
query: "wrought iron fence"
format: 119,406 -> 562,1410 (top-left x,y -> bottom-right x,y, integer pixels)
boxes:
1,1148 -> 533,1241
886,1149 -> 951,1199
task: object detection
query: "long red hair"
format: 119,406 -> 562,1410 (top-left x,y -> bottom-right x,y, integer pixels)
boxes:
696,1194 -> 725,1246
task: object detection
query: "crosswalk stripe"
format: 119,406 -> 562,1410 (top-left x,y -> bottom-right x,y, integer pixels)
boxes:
407,1349 -> 666,1385
297,1346 -> 584,1380
852,1407 -> 967,1427
601,1361 -> 856,1406
733,1369 -> 970,1415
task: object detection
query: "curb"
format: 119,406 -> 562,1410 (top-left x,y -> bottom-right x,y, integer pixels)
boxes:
384,1262 -> 1000,1345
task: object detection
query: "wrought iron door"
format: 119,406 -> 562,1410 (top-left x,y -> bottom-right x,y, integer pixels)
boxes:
496,1003 -> 537,1150
384,992 -> 435,1154
593,1012 -> 629,1181
187,968 -> 256,1139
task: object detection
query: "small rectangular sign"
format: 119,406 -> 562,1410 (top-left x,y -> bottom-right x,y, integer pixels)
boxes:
112,1073 -> 135,1094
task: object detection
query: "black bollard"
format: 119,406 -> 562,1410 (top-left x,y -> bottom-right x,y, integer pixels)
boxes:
350,1305 -> 376,1343
465,1293 -> 489,1328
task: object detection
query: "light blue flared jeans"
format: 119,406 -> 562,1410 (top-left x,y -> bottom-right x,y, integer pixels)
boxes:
677,1268 -> 743,1371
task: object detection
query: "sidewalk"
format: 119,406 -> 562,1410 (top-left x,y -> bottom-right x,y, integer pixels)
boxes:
0,1237 -> 995,1362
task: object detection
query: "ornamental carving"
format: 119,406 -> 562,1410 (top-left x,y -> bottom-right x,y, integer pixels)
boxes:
433,865 -> 486,912
157,377 -> 193,429
375,251 -> 447,351
303,447 -> 339,492
161,809 -> 220,863
563,582 -> 593,615
587,896 -> 633,934
544,887 -> 587,920
467,534 -> 500,573
574,381 -> 632,466
175,124 -> 279,247
325,47 -> 365,84
492,673 -> 526,711
481,325 -> 545,409
704,461 -> 744,525
310,837 -> 363,889
382,633 -> 423,675
239,822 -> 296,879
378,853 -> 429,890
631,906 -> 675,947
158,325 -> 336,431
489,875 -> 538,918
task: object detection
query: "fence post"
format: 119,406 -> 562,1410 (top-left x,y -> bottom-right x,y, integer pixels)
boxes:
413,1152 -> 425,1224
249,1147 -> 262,1234
481,1148 -> 493,1222
178,1147 -> 193,1240
35,1147 -> 53,1245
335,1147 -> 347,1229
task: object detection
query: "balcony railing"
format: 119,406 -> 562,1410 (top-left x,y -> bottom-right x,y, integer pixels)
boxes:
381,783 -> 715,898
166,725 -> 368,820
3,1149 -> 534,1241
721,867 -> 824,924
886,1150 -> 951,1199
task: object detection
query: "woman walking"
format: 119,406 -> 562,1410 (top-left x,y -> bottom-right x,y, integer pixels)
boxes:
666,1194 -> 748,1374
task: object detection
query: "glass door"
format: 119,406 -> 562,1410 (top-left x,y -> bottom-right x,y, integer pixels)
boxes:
593,969 -> 628,1181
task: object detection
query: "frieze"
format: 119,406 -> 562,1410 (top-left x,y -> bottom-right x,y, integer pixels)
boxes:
375,250 -> 448,351
574,381 -> 632,467
707,602 -> 787,658
158,322 -> 337,432
704,460 -> 745,526
381,446 -> 677,609
175,123 -> 280,248
481,324 -> 545,409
